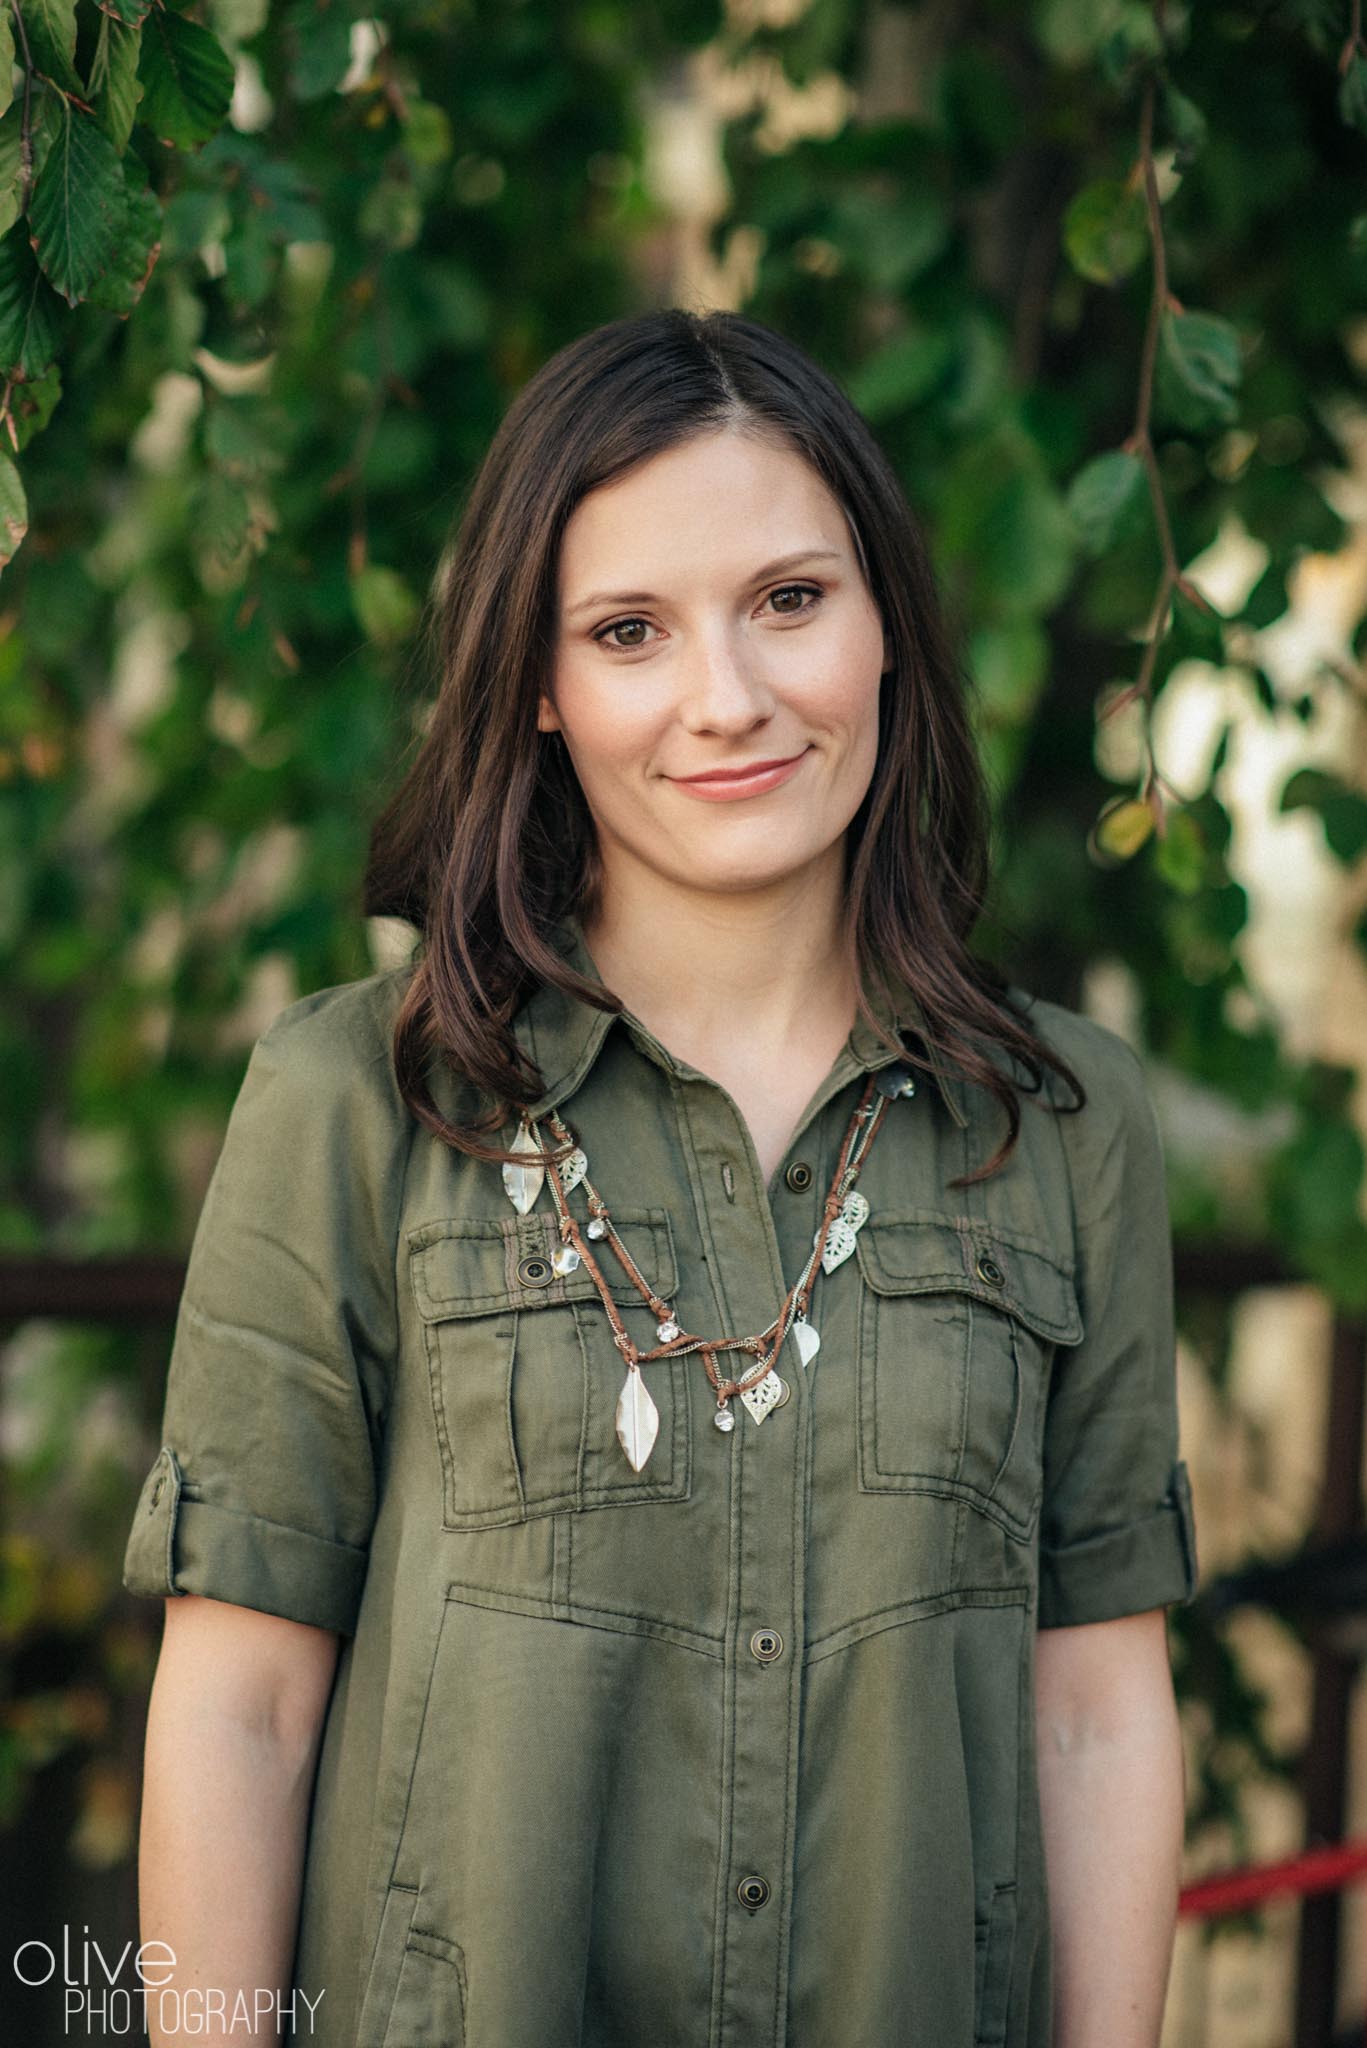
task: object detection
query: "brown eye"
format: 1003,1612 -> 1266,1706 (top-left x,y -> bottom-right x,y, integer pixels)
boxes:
594,618 -> 651,649
769,584 -> 822,616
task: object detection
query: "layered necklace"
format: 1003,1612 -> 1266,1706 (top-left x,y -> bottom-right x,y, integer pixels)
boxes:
501,1062 -> 917,1474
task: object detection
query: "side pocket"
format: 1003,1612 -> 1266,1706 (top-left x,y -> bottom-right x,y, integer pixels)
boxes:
974,1880 -> 1017,2048
357,1884 -> 467,2048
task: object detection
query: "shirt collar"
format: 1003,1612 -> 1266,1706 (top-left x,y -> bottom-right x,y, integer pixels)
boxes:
511,914 -> 969,1129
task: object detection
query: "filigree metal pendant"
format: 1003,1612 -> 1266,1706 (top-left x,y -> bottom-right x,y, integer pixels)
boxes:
739,1369 -> 785,1425
820,1189 -> 870,1273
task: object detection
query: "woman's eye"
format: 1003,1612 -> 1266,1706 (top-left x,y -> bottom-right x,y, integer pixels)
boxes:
594,617 -> 653,650
591,583 -> 823,651
767,582 -> 823,617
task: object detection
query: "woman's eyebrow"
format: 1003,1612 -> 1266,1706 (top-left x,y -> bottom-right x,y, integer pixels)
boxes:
564,547 -> 845,618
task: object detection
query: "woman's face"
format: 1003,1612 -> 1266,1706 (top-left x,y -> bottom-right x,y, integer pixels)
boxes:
542,428 -> 888,907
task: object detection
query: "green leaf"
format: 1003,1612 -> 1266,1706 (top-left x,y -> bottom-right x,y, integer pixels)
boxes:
0,110 -> 23,240
21,0 -> 82,93
1162,80 -> 1207,166
1066,449 -> 1148,553
8,359 -> 60,451
0,12 -> 14,121
1088,795 -> 1156,864
846,328 -> 955,421
0,224 -> 68,374
1152,807 -> 1207,894
1269,1108 -> 1367,1311
1170,581 -> 1226,664
1034,0 -> 1142,65
85,166 -> 161,314
1240,562 -> 1288,630
90,11 -> 144,154
1340,53 -> 1367,135
1279,768 -> 1367,864
285,0 -> 355,102
402,100 -> 454,169
137,7 -> 235,148
99,0 -> 156,23
1097,10 -> 1165,87
0,453 -> 27,570
969,619 -> 1049,722
1063,177 -> 1148,284
29,102 -> 127,304
350,564 -> 420,647
1155,309 -> 1242,431
938,437 -> 1076,618
358,173 -> 422,250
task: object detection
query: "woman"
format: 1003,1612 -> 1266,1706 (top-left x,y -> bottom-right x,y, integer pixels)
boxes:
124,308 -> 1198,2048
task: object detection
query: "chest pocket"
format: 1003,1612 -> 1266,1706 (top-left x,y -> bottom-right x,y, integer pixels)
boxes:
855,1214 -> 1084,1541
408,1209 -> 687,1531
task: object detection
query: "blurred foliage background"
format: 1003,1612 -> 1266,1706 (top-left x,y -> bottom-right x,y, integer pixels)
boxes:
3,0 -> 1367,2039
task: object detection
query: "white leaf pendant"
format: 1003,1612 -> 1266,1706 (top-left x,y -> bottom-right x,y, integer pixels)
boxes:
502,1122 -> 546,1215
615,1362 -> 659,1473
740,1369 -> 784,1425
790,1318 -> 821,1368
559,1147 -> 588,1195
821,1190 -> 870,1274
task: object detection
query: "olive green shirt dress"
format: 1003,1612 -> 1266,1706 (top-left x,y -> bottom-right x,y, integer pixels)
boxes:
123,916 -> 1198,2048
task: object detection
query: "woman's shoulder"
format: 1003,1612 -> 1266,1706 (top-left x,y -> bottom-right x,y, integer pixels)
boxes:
996,977 -> 1165,1169
249,959 -> 417,1097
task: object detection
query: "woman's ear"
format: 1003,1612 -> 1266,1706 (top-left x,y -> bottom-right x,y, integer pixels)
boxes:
536,694 -> 562,734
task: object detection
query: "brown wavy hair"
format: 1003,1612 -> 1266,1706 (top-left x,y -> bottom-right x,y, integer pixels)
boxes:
362,307 -> 1084,1188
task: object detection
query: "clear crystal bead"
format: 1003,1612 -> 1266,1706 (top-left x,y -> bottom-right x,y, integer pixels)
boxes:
713,1407 -> 735,1433
587,1218 -> 607,1240
551,1245 -> 581,1276
656,1317 -> 679,1342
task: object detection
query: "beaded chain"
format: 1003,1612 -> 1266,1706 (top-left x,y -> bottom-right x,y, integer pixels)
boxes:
511,1069 -> 909,1469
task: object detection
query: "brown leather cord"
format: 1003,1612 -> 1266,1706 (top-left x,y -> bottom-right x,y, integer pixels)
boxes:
539,1076 -> 891,1416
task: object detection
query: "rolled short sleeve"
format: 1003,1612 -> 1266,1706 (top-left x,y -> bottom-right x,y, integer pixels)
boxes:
122,975 -> 413,1636
1036,1027 -> 1198,1629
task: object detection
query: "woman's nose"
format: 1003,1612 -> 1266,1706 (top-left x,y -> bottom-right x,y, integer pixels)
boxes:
676,634 -> 778,733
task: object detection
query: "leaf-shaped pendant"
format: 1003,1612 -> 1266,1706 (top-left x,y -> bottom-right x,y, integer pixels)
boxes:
739,1369 -> 784,1425
791,1318 -> 821,1367
821,1188 -> 871,1273
502,1122 -> 546,1215
615,1362 -> 659,1473
821,1216 -> 858,1273
559,1147 -> 588,1195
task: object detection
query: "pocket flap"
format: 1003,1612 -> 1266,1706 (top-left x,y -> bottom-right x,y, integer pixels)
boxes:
855,1215 -> 1083,1346
408,1207 -> 678,1321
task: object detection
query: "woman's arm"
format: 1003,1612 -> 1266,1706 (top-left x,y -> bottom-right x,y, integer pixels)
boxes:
1035,1607 -> 1185,2048
136,1594 -> 341,2048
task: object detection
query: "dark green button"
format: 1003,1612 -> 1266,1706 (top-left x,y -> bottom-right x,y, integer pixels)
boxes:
517,1253 -> 553,1287
784,1161 -> 814,1192
975,1253 -> 1004,1287
736,1873 -> 770,1910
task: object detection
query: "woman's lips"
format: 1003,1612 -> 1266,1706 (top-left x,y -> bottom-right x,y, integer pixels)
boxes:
667,749 -> 810,802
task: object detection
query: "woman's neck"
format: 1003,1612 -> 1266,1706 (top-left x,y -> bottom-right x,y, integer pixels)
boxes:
580,854 -> 859,1080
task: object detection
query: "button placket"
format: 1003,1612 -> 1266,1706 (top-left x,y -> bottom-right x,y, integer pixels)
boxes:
679,1082 -> 808,2039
